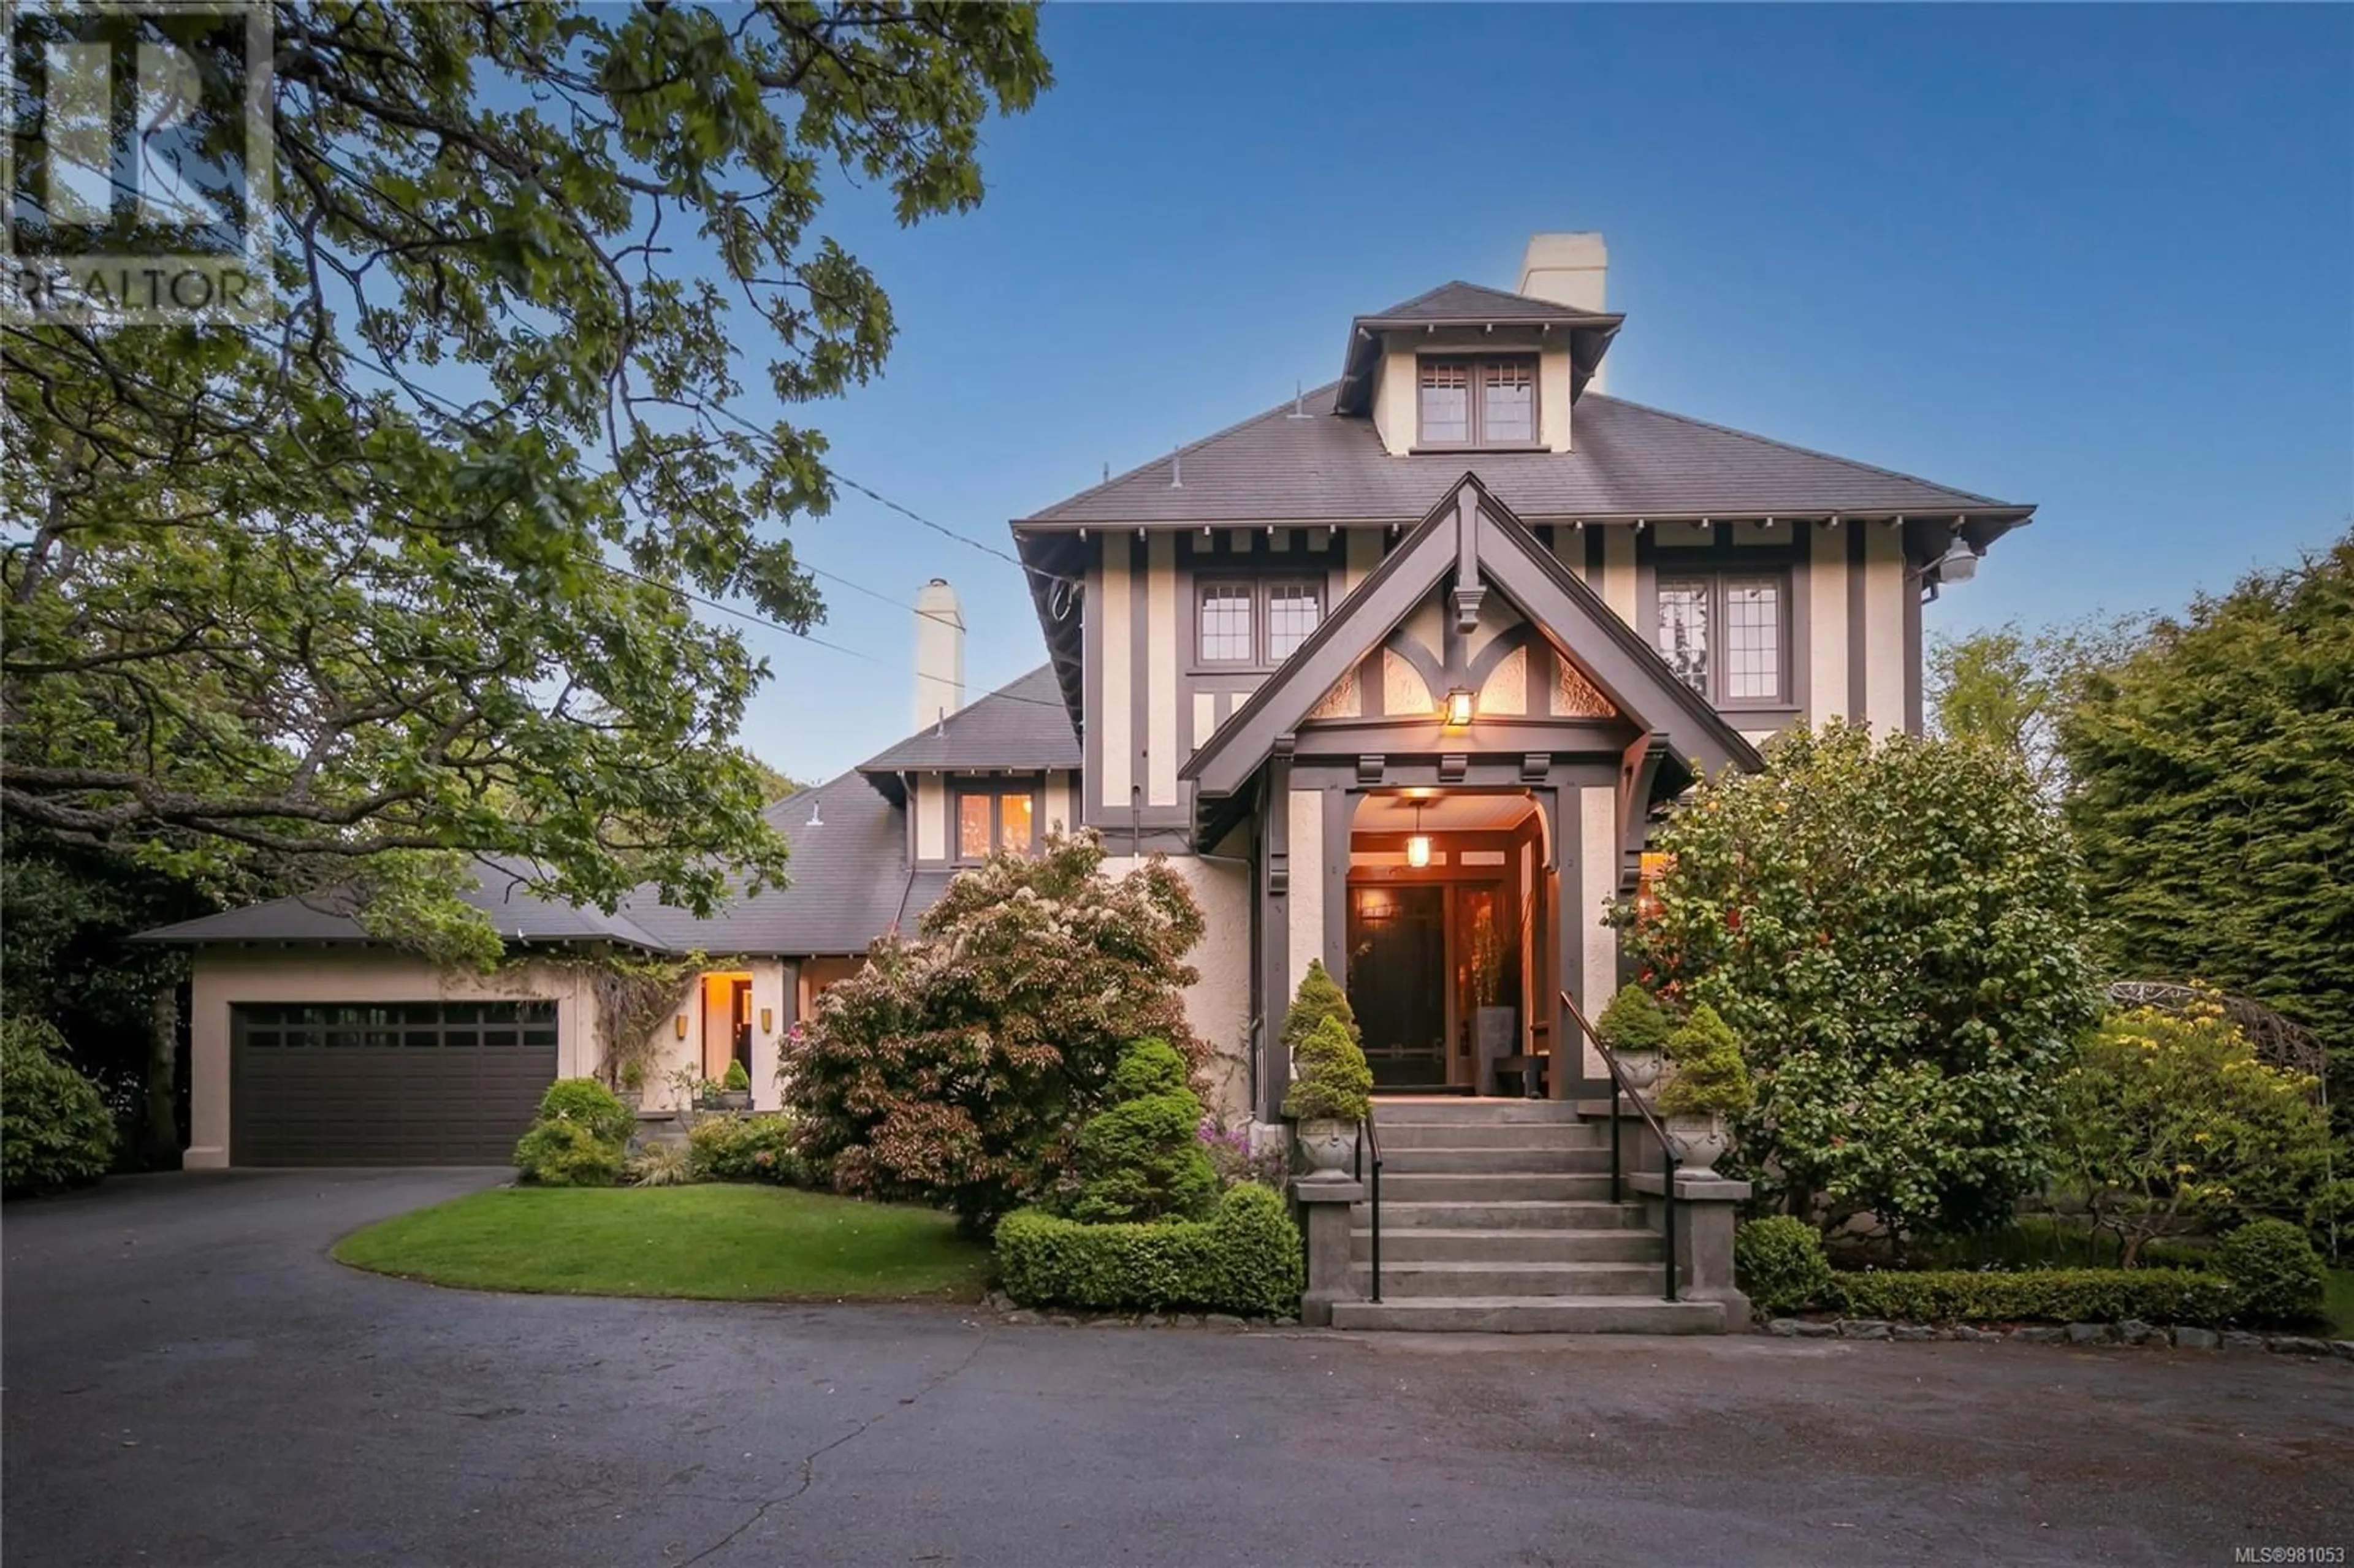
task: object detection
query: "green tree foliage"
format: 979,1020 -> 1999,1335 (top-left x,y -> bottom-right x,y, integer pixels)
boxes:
2059,535 -> 2354,1122
1067,1041 -> 1219,1224
1654,1004 -> 1753,1120
1616,721 -> 2100,1243
2,1017 -> 119,1193
2049,1000 -> 2334,1264
3,3 -> 1052,946
788,832 -> 1208,1232
1925,617 -> 2139,795
1282,1015 -> 1374,1124
1594,983 -> 1672,1053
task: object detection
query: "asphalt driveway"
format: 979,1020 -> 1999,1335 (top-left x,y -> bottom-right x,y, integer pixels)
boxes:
4,1171 -> 2348,1567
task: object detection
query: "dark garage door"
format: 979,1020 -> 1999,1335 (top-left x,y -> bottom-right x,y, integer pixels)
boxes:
232,1001 -> 558,1165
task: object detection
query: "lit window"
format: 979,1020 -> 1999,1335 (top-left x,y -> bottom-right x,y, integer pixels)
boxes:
1000,793 -> 1034,854
1199,583 -> 1254,662
1267,582 -> 1321,660
957,793 -> 991,859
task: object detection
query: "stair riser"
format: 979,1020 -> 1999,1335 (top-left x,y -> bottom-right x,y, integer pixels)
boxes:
1370,1100 -> 1583,1125
1353,1266 -> 1669,1299
1328,1299 -> 1727,1334
1377,1147 -> 1612,1175
1352,1231 -> 1663,1264
1364,1201 -> 1649,1231
1376,1122 -> 1608,1151
1379,1174 -> 1615,1203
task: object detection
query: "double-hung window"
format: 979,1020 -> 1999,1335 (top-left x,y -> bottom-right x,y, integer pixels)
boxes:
1197,579 -> 1323,668
1654,573 -> 1788,707
1418,356 -> 1537,449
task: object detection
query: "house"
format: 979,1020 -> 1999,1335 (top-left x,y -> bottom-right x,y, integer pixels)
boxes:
145,232 -> 2027,1173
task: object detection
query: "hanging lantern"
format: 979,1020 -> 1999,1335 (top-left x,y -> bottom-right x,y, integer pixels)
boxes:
1406,799 -> 1431,867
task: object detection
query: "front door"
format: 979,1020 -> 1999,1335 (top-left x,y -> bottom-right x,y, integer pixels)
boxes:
1346,885 -> 1447,1088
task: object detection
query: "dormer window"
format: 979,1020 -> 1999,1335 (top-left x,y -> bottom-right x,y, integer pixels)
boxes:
1418,356 -> 1537,449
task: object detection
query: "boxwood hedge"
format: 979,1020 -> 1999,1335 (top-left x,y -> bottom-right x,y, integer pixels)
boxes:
994,1182 -> 1303,1317
1827,1266 -> 2242,1326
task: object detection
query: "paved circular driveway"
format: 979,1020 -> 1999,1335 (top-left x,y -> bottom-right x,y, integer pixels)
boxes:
4,1170 -> 2348,1567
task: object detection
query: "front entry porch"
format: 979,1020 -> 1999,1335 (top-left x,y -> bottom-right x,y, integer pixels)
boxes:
1345,789 -> 1553,1098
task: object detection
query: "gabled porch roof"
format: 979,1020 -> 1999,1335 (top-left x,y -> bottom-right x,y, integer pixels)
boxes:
1179,474 -> 1765,804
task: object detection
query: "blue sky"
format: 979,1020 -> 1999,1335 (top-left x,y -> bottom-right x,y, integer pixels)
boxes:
737,3 -> 2352,782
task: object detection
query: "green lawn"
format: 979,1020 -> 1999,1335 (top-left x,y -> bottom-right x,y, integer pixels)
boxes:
334,1184 -> 993,1303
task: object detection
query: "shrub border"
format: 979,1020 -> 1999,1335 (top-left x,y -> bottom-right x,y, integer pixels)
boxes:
1766,1317 -> 2354,1361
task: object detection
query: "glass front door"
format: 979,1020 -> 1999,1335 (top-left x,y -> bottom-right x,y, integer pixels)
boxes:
1346,885 -> 1447,1088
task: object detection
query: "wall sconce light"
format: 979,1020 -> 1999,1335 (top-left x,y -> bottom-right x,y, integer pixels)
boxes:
1406,800 -> 1431,868
673,1014 -> 688,1039
760,1008 -> 774,1035
1444,688 -> 1474,726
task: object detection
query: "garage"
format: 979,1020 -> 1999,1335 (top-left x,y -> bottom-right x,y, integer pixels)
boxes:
230,1000 -> 558,1165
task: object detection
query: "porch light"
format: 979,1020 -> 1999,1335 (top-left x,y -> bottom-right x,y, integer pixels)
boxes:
673,1014 -> 688,1039
1444,688 -> 1474,726
1406,801 -> 1431,868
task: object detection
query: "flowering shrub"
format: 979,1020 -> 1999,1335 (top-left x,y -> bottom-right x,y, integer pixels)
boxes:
2049,999 -> 2331,1264
1615,721 -> 2100,1243
789,831 -> 1207,1231
1198,1116 -> 1288,1191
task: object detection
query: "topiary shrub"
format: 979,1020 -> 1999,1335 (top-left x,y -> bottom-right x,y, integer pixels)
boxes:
1281,1013 -> 1373,1124
1735,1216 -> 1832,1318
1596,984 -> 1672,1054
994,1183 -> 1305,1317
513,1119 -> 626,1187
2,1016 -> 116,1195
2214,1219 -> 2326,1326
1067,1041 -> 1219,1224
722,1058 -> 750,1094
1655,1004 -> 1752,1120
1827,1266 -> 2241,1326
1280,958 -> 1359,1054
531,1077 -> 635,1146
689,1113 -> 802,1184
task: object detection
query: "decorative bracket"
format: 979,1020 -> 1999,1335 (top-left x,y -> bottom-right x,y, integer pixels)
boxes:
1520,753 -> 1552,784
1439,753 -> 1468,783
1356,755 -> 1386,786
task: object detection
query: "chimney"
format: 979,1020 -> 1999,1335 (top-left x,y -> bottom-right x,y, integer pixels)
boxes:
1517,232 -> 1609,392
913,577 -> 965,732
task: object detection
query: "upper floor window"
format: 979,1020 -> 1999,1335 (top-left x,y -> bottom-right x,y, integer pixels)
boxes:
1197,579 -> 1323,667
956,785 -> 1035,861
1655,573 -> 1787,706
1419,356 -> 1537,449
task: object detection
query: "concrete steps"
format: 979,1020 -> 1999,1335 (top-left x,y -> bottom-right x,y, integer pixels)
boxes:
1352,1227 -> 1663,1263
1325,1100 -> 1723,1335
1328,1296 -> 1727,1334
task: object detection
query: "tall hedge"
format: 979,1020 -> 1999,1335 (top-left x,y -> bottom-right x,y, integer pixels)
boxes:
2060,533 -> 2354,1125
1615,721 -> 2100,1242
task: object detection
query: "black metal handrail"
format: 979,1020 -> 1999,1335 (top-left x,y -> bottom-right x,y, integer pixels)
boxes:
1353,1105 -> 1384,1303
1559,989 -> 1679,1303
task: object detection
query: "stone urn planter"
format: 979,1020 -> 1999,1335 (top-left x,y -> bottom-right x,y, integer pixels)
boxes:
1613,1048 -> 1663,1095
1293,1118 -> 1359,1181
718,1089 -> 752,1112
1663,1113 -> 1730,1179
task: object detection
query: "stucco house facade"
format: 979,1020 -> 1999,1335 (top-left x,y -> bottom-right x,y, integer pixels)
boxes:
145,232 -> 2028,1171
